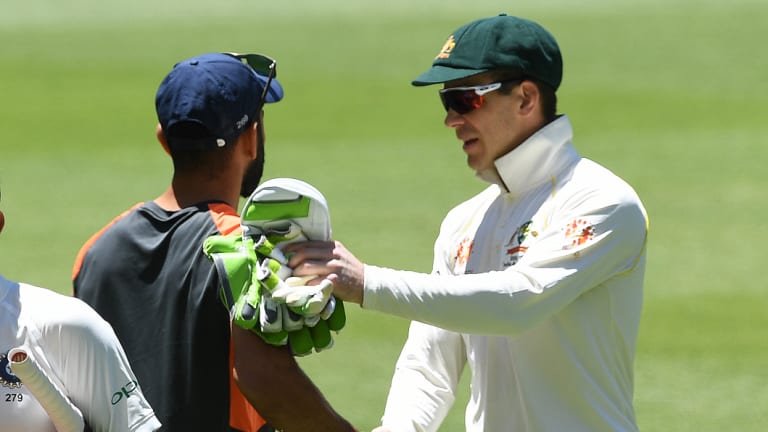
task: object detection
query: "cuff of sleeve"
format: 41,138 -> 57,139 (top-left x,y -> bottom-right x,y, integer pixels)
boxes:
362,264 -> 415,314
361,264 -> 386,310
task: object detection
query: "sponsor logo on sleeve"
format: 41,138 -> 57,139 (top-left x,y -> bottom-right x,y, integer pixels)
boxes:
111,380 -> 139,405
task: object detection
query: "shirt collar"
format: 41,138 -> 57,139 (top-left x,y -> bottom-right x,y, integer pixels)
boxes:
476,115 -> 581,197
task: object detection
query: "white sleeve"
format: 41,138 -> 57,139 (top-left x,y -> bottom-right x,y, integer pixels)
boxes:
362,195 -> 648,336
36,295 -> 161,432
380,321 -> 466,432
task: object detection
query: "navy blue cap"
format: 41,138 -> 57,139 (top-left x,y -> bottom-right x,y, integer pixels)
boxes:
155,52 -> 284,150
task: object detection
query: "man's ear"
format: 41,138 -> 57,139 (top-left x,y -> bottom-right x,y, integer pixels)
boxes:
0,210 -> 5,235
517,81 -> 541,116
156,124 -> 171,156
239,121 -> 265,198
244,121 -> 259,160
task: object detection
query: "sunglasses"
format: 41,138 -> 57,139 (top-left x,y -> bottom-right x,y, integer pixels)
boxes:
224,52 -> 277,111
439,79 -> 522,114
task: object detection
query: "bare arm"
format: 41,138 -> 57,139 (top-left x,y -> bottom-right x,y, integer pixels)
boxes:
231,326 -> 357,432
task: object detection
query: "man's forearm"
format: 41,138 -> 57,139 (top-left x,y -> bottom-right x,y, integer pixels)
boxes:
232,326 -> 356,431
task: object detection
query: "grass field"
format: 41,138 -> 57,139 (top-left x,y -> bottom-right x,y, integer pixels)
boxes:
2,0 -> 767,430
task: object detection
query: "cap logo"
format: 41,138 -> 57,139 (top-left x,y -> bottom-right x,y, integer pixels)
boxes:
435,35 -> 456,59
236,114 -> 249,130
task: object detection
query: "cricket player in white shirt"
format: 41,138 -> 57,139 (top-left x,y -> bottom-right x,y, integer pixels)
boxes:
285,14 -> 649,432
0,190 -> 160,432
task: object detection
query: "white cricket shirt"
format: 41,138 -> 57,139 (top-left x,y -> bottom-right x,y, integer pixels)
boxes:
364,116 -> 648,431
0,275 -> 161,432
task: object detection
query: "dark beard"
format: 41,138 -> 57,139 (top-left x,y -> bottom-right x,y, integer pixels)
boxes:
240,121 -> 266,198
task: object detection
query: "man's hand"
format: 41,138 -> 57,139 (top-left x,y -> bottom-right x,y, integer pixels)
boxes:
255,254 -> 345,356
283,240 -> 366,305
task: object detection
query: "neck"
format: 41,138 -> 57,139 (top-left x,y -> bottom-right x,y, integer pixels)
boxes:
154,174 -> 239,211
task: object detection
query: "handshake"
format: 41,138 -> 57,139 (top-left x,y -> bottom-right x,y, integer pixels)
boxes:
203,178 -> 345,356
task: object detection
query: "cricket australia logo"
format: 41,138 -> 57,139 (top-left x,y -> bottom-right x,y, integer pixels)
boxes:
563,218 -> 595,250
0,351 -> 22,389
452,237 -> 473,273
503,221 -> 536,267
436,35 -> 456,59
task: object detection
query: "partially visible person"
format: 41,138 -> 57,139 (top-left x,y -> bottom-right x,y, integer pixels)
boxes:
0,188 -> 161,431
286,14 -> 649,432
73,52 -> 356,431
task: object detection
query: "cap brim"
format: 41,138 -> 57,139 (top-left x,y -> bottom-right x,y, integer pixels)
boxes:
255,74 -> 284,103
411,65 -> 488,87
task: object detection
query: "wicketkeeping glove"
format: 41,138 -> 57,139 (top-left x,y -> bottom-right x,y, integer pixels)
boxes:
240,178 -> 346,355
204,178 -> 346,356
203,234 -> 289,347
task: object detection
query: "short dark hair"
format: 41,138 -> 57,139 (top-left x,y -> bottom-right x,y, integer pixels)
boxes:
166,121 -> 248,174
169,145 -> 236,175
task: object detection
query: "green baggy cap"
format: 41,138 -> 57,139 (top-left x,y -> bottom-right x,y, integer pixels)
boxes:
412,14 -> 563,90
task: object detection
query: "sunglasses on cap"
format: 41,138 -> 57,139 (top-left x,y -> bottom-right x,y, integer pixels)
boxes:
439,79 -> 523,114
224,52 -> 277,111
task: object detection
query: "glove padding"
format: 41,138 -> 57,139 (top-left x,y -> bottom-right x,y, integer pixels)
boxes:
252,236 -> 340,326
204,234 -> 344,354
275,276 -> 334,318
203,234 -> 286,346
203,178 -> 346,356
241,178 -> 346,355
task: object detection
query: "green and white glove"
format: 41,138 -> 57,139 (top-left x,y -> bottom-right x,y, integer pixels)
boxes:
204,178 -> 346,356
202,234 -> 289,346
204,232 -> 332,354
275,276 -> 334,320
240,178 -> 346,355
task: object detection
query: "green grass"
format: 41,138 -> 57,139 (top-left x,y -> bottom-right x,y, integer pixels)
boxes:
2,1 -> 767,430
